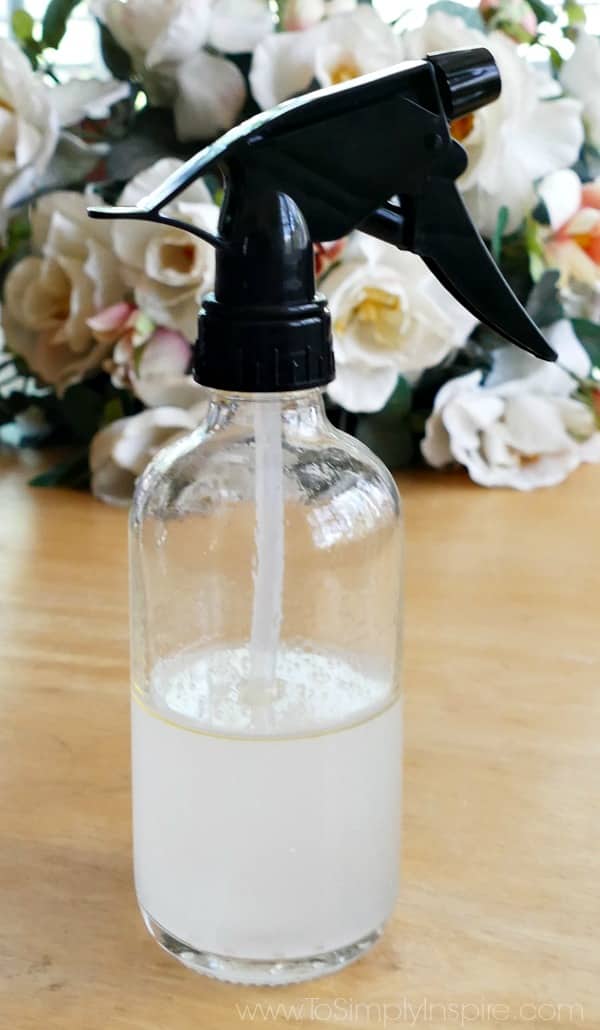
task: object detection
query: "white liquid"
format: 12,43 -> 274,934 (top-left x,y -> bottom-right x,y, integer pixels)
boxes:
131,647 -> 402,961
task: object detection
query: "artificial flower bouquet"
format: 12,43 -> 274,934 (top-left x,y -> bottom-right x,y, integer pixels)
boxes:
1,0 -> 600,501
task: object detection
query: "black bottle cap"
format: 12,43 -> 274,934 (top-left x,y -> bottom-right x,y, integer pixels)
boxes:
194,188 -> 334,392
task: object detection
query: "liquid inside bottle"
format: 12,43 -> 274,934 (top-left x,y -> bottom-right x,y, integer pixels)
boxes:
132,643 -> 402,985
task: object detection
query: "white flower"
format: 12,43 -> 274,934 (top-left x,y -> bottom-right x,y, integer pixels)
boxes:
0,38 -> 59,208
281,0 -> 326,30
89,0 -> 211,73
402,13 -> 584,236
281,0 -> 356,31
560,31 -> 600,149
87,302 -> 201,409
250,6 -> 401,110
2,191 -> 124,393
421,321 -> 600,489
86,303 -> 188,403
174,0 -> 274,139
91,0 -> 273,141
112,158 -> 219,340
90,405 -> 205,505
173,50 -> 247,142
134,335 -> 200,408
323,235 -> 477,413
208,0 -> 274,53
480,0 -> 538,41
537,170 -> 600,296
0,36 -> 128,209
51,78 -> 130,128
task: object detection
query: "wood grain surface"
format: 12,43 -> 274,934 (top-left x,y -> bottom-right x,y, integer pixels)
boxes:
1,450 -> 598,1030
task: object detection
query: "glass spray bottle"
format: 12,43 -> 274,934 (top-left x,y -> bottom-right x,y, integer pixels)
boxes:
128,188 -> 403,985
89,48 -> 556,986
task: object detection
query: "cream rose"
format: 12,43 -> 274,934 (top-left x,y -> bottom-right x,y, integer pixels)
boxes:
422,321 -> 600,489
89,0 -> 211,80
0,37 -> 129,211
322,236 -> 477,413
87,302 -> 201,409
402,13 -> 584,236
281,0 -> 356,31
0,38 -> 59,209
560,31 -> 600,150
538,170 -> 600,292
2,191 -> 124,393
249,5 -> 401,110
91,0 -> 272,141
112,158 -> 219,341
90,405 -> 205,506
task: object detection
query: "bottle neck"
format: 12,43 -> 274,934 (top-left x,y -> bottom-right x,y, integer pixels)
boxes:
205,388 -> 329,437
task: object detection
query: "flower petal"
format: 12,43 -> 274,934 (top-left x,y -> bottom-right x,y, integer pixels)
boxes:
51,78 -> 130,127
137,327 -> 191,378
537,169 -> 582,233
249,26 -> 323,109
87,301 -> 136,339
560,31 -> 600,149
134,373 -> 204,410
327,361 -> 399,413
503,394 -> 572,454
174,52 -> 246,141
581,180 -> 600,211
208,0 -> 274,54
111,406 -> 197,475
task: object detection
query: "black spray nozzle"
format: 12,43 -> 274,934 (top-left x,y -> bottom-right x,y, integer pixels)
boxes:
88,47 -> 556,391
429,47 -> 501,119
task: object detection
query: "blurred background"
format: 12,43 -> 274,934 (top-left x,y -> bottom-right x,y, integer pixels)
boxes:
1,0 -> 598,78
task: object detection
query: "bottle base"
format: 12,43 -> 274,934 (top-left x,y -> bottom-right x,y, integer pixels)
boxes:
140,907 -> 382,986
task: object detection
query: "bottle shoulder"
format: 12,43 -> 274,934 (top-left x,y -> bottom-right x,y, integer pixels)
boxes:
131,415 -> 401,530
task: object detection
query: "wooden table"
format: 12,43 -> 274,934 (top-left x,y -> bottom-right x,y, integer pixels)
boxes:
1,451 -> 599,1030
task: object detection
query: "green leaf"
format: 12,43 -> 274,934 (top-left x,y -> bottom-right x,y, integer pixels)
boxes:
102,396 -> 124,426
105,130 -> 174,182
60,384 -> 105,443
356,417 -> 414,471
29,450 -> 89,489
571,319 -> 600,370
427,1 -> 485,30
526,269 -> 563,327
8,213 -> 31,243
529,251 -> 546,282
381,376 -> 412,417
491,205 -> 509,263
565,1 -> 586,24
572,143 -> 600,184
42,0 -> 82,50
355,377 -> 414,470
30,135 -> 106,198
11,8 -> 35,41
10,354 -> 35,378
547,45 -> 564,71
0,390 -> 35,425
98,19 -> 132,79
0,212 -> 32,287
531,199 -> 550,225
528,0 -> 558,22
524,216 -> 546,284
104,105 -> 187,180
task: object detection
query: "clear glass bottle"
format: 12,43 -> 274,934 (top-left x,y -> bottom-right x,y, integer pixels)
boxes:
129,386 -> 403,986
